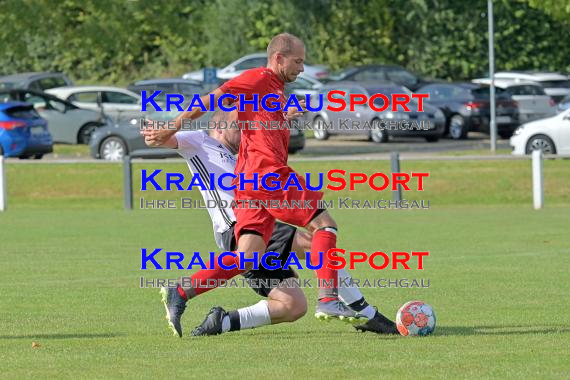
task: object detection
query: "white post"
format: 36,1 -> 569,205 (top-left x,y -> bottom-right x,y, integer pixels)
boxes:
0,156 -> 6,211
488,0 -> 497,152
532,150 -> 544,209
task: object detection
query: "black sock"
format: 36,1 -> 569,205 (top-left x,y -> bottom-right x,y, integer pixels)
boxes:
228,310 -> 241,332
348,297 -> 371,312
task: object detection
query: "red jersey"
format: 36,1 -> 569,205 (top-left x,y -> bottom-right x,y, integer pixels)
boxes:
220,67 -> 290,177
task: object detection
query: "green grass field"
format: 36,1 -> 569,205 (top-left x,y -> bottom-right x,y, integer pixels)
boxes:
1,160 -> 569,379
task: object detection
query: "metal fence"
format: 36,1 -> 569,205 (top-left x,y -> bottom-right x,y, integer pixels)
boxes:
2,152 -> 567,212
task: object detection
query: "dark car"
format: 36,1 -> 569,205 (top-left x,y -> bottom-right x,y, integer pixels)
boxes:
90,110 -> 306,160
306,81 -> 446,143
0,102 -> 52,159
328,65 -> 432,91
89,110 -> 181,160
127,78 -> 207,101
0,72 -> 73,92
417,83 -> 520,139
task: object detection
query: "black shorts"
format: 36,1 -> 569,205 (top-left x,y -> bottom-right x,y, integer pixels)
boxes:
221,222 -> 298,297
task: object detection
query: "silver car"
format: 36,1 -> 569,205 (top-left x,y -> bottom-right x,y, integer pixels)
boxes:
183,53 -> 330,82
47,86 -> 143,123
306,81 -> 445,143
0,89 -> 109,144
473,79 -> 557,123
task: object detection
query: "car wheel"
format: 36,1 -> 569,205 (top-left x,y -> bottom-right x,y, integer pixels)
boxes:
449,115 -> 468,140
78,122 -> 101,144
425,136 -> 439,142
33,154 -> 44,159
370,120 -> 388,143
99,137 -> 127,161
312,116 -> 329,140
525,134 -> 556,155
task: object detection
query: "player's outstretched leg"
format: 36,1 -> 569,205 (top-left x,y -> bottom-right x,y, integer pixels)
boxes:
305,211 -> 363,323
192,286 -> 307,336
160,286 -> 187,338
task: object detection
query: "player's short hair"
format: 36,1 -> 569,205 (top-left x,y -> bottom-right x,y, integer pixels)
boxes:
208,108 -> 237,136
267,33 -> 304,59
211,109 -> 229,124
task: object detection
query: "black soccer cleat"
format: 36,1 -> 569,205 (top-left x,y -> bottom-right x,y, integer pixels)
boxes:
160,286 -> 187,338
191,306 -> 227,337
354,310 -> 400,335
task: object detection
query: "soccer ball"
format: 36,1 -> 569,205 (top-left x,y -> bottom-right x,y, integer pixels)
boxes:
396,300 -> 436,336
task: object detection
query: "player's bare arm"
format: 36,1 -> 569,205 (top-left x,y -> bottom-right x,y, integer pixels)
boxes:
144,88 -> 227,146
140,128 -> 178,149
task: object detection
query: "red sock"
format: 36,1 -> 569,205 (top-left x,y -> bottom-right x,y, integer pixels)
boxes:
187,254 -> 243,297
310,229 -> 339,289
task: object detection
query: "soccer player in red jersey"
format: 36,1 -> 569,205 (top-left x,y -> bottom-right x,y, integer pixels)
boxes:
144,33 -> 397,337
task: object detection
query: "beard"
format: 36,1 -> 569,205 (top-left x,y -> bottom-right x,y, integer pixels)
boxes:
285,73 -> 299,83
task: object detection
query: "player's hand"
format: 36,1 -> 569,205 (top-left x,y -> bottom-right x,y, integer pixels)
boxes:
140,119 -> 176,147
286,98 -> 306,120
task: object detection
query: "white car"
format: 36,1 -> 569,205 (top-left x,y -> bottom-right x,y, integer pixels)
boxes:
472,78 -> 557,123
47,86 -> 143,122
494,72 -> 570,103
183,53 -> 329,82
510,109 -> 570,155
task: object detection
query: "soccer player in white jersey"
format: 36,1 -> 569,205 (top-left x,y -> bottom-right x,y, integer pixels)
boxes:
142,108 -> 398,337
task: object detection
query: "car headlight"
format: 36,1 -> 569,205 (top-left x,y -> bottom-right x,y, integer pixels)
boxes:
384,112 -> 405,120
513,126 -> 525,136
434,110 -> 444,120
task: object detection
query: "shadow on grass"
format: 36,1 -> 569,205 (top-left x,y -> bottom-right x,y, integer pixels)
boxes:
0,332 -> 124,340
436,325 -> 570,336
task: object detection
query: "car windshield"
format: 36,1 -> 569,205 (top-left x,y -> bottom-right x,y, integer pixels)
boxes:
419,85 -> 474,100
147,109 -> 182,121
472,87 -> 509,99
0,82 -> 16,90
367,86 -> 412,97
329,67 -> 358,80
146,107 -> 213,123
538,80 -> 570,88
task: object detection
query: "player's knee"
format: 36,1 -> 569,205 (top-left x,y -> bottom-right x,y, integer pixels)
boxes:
286,295 -> 307,321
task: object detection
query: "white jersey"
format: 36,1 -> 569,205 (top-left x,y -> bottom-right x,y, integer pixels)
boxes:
175,131 -> 237,249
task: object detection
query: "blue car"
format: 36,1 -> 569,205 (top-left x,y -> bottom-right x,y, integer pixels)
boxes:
0,102 -> 52,158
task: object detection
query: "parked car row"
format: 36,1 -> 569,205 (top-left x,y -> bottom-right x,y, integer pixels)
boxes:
1,58 -> 569,158
89,109 -> 305,161
306,81 -> 445,143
